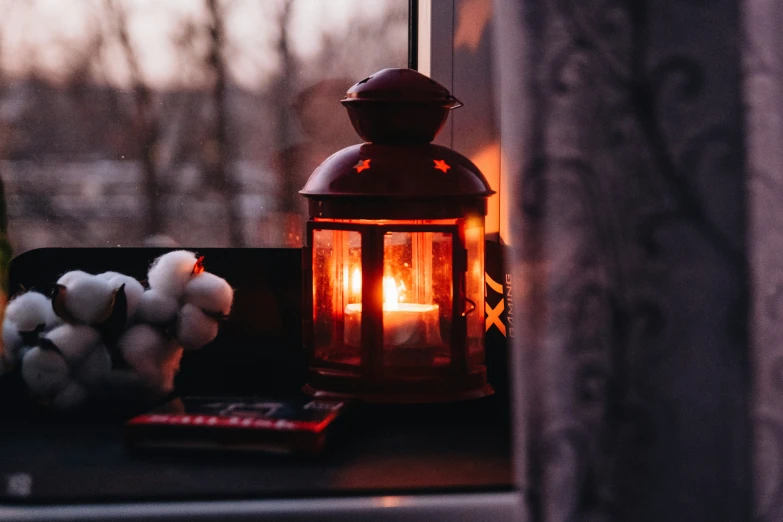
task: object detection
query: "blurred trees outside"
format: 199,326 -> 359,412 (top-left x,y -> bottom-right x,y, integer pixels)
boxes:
0,0 -> 407,252
0,19 -> 10,310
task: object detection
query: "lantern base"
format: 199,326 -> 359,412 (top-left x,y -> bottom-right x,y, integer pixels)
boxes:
302,367 -> 493,404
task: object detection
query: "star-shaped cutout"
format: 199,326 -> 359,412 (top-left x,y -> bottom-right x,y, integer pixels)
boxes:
354,159 -> 371,173
433,159 -> 451,173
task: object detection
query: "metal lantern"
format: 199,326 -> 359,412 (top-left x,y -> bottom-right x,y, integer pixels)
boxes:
300,68 -> 494,403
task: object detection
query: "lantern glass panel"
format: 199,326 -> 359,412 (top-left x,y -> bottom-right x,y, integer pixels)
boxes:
465,218 -> 485,362
312,229 -> 362,367
381,231 -> 452,367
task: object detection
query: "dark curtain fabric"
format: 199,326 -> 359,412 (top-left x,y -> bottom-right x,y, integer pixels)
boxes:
494,0 -> 760,520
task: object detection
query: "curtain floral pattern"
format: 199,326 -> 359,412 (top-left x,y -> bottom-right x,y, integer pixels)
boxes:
495,0 -> 761,520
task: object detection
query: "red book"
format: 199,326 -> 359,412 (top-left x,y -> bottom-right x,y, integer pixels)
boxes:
125,397 -> 347,455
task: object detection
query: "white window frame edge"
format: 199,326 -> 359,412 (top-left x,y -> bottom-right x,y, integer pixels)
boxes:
418,4 -> 524,522
417,0 -> 510,245
416,0 -> 432,77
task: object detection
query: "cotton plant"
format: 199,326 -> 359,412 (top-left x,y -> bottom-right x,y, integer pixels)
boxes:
0,251 -> 233,411
2,290 -> 62,369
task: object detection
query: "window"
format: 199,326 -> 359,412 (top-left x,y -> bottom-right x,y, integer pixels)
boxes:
0,0 -> 408,252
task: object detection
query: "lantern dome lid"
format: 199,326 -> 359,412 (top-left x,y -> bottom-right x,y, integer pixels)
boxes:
340,69 -> 462,143
299,69 -> 492,219
342,68 -> 461,107
300,143 -> 494,199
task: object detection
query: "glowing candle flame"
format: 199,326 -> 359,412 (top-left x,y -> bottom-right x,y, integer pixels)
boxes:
346,268 -> 405,307
384,276 -> 399,310
352,267 -> 362,298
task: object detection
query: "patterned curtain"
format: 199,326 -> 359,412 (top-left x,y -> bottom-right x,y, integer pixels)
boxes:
493,0 -> 774,520
745,0 -> 783,520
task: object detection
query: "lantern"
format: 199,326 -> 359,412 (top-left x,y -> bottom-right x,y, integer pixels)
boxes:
300,68 -> 494,403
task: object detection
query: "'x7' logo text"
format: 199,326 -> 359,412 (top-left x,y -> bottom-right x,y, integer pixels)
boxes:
485,273 -> 506,336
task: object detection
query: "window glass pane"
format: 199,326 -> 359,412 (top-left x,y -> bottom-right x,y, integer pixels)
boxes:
0,0 -> 408,253
382,231 -> 452,367
465,217 -> 485,362
312,228 -> 361,367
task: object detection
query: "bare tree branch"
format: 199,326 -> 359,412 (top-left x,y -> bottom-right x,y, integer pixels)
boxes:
0,1 -> 16,291
205,0 -> 245,247
273,0 -> 299,246
104,0 -> 163,240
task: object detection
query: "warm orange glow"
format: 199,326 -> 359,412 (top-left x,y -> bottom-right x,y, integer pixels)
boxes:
354,159 -> 371,173
454,0 -> 493,52
469,144 -> 500,235
433,159 -> 451,173
312,218 -> 458,225
192,256 -> 205,275
378,496 -> 404,508
352,267 -> 362,298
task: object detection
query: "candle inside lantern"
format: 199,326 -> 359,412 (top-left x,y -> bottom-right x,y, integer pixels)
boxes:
343,275 -> 442,363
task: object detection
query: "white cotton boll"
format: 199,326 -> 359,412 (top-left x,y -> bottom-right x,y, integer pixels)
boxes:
62,275 -> 116,325
22,347 -> 70,397
119,325 -> 167,375
97,271 -> 123,281
38,298 -> 61,331
148,250 -> 199,299
118,325 -> 183,396
184,273 -> 233,316
43,313 -> 63,332
76,345 -> 112,387
3,321 -> 21,346
176,303 -> 219,350
6,292 -> 57,333
57,270 -> 90,287
18,346 -> 33,363
2,320 -> 23,364
135,289 -> 179,325
158,345 -> 184,395
52,381 -> 88,411
105,350 -> 183,400
118,324 -> 172,383
101,273 -> 144,319
44,324 -> 101,363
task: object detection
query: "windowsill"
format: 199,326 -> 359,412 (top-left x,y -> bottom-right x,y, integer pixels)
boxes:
0,247 -> 512,508
0,395 -> 512,504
